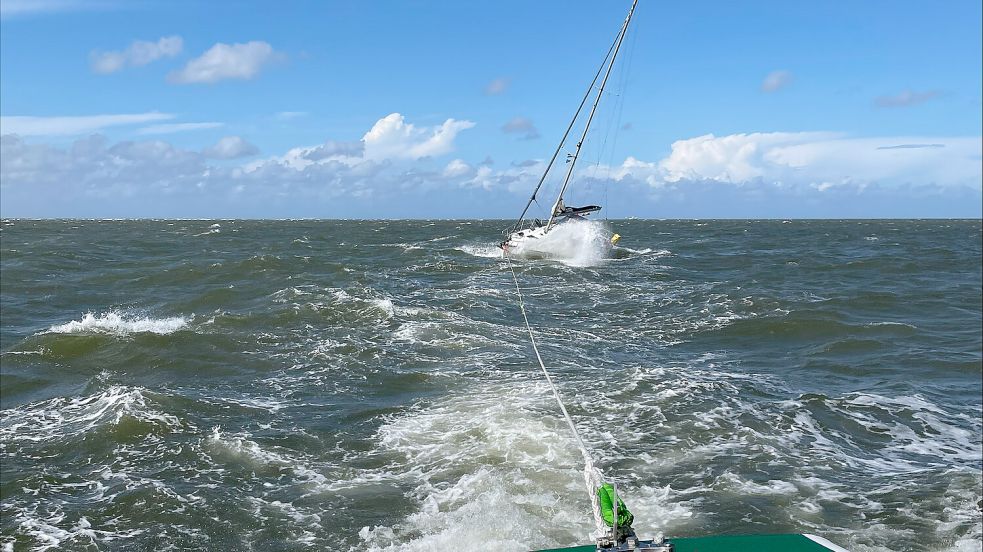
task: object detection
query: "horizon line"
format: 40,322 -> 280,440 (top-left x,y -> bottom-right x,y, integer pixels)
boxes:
3,217 -> 981,222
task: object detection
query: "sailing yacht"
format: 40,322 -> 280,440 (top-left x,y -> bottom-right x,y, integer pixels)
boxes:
499,0 -> 635,256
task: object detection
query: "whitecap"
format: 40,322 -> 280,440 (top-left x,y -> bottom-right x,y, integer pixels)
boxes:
204,428 -> 328,489
456,244 -> 502,258
0,386 -> 182,443
45,311 -> 190,336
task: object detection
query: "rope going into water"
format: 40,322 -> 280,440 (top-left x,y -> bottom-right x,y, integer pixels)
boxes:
503,250 -> 608,538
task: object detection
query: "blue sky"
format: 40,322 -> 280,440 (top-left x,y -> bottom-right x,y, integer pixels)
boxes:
1,0 -> 980,218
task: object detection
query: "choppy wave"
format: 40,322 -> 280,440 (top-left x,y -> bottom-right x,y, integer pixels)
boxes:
1,219 -> 979,551
45,311 -> 190,336
0,386 -> 183,444
456,244 -> 502,258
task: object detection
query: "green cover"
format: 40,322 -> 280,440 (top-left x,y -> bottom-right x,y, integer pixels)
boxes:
597,483 -> 634,528
536,533 -> 844,552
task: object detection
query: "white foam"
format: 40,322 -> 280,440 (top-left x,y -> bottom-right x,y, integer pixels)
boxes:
716,472 -> 799,495
10,504 -> 146,551
1,348 -> 49,356
456,244 -> 502,258
0,386 -> 183,444
616,246 -> 671,257
370,298 -> 397,317
863,321 -> 917,329
45,311 -> 190,336
509,219 -> 613,267
271,286 -> 400,320
204,427 -> 328,490
353,379 -> 693,550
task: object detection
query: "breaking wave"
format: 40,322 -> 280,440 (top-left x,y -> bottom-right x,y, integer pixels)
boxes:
0,386 -> 183,444
45,311 -> 190,336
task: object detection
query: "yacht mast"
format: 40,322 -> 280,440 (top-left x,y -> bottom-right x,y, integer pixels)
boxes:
547,0 -> 638,231
508,32 -> 620,235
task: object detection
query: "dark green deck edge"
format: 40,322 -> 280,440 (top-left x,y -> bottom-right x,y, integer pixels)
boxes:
538,533 -> 843,552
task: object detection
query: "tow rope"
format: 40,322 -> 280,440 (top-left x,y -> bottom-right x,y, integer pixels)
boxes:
503,251 -> 608,539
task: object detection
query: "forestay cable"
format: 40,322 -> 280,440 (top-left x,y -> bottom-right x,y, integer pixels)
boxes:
503,251 -> 608,538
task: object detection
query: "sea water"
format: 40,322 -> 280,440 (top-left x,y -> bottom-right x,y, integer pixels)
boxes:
1,219 -> 980,551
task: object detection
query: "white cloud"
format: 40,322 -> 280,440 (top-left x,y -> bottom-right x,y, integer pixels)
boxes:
362,113 -> 475,160
461,159 -> 545,192
3,123 -> 979,218
203,136 -> 259,159
442,159 -> 472,178
90,36 -> 183,74
0,134 -> 206,194
875,89 -> 940,108
761,70 -> 792,92
0,112 -> 173,136
138,122 -> 224,135
302,140 -> 364,161
168,41 -> 280,84
630,132 -> 982,190
485,77 -> 511,95
237,113 -> 474,172
245,141 -> 363,173
656,132 -> 837,184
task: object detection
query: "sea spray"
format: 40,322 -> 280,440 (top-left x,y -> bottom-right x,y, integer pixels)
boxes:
510,219 -> 614,267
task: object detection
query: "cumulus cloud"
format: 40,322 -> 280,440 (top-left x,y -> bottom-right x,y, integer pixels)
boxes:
0,133 -> 376,210
168,41 -> 280,84
874,89 -> 940,108
0,112 -> 483,214
501,116 -> 540,140
620,132 -> 981,191
461,159 -> 545,192
242,112 -> 470,173
442,159 -> 472,178
0,112 -> 173,136
362,113 -> 475,160
302,140 -> 364,161
90,36 -> 183,74
656,132 -> 837,184
203,136 -> 259,159
485,77 -> 511,95
0,133 -> 206,195
761,70 -> 793,92
3,120 -> 979,218
138,122 -> 224,135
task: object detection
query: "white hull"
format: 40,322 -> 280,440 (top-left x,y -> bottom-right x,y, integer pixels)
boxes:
500,225 -> 551,255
